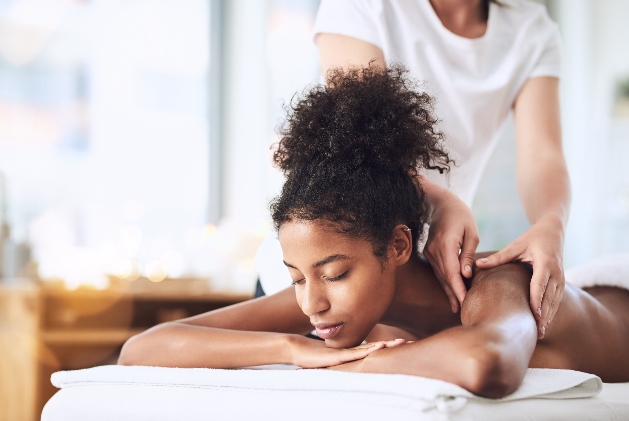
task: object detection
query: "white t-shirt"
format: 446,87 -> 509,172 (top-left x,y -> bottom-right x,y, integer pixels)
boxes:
255,0 -> 561,296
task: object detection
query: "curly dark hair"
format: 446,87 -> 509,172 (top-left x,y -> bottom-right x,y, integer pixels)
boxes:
270,65 -> 452,258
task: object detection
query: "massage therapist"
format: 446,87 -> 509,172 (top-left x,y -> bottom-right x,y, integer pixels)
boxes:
255,0 -> 570,339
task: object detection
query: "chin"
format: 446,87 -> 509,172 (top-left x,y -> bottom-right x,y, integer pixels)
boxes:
325,334 -> 365,349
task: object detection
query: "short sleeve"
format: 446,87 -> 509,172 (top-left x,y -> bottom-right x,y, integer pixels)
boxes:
528,19 -> 562,79
312,0 -> 382,50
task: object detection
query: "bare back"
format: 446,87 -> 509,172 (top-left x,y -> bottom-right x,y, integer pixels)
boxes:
530,284 -> 629,382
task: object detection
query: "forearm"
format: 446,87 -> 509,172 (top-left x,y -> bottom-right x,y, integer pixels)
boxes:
418,176 -> 451,219
517,153 -> 571,227
514,77 -> 571,228
118,322 -> 293,368
338,325 -> 528,397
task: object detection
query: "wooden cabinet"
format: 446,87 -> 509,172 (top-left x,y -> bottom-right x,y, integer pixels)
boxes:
0,278 -> 251,421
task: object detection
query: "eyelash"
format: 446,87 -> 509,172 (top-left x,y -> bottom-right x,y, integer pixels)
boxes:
291,271 -> 348,286
326,271 -> 348,282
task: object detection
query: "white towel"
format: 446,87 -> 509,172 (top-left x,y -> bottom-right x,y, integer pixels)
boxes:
566,253 -> 629,290
51,365 -> 601,414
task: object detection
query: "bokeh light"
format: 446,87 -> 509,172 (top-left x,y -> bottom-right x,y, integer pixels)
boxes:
145,260 -> 167,282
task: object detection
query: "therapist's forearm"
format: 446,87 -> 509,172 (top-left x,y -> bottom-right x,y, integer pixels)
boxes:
514,77 -> 571,229
517,153 -> 571,228
419,176 -> 450,215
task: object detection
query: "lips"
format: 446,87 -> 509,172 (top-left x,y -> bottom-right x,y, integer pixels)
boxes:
314,322 -> 344,339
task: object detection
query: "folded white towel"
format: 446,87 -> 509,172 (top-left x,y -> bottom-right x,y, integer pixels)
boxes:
51,365 -> 601,414
566,253 -> 629,290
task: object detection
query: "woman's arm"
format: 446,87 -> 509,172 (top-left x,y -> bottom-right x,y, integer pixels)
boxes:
316,33 -> 385,74
118,286 -> 390,368
118,287 -> 309,367
317,33 -> 480,313
332,262 -> 537,398
476,77 -> 570,337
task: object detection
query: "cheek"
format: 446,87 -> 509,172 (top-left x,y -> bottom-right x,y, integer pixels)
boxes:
336,268 -> 395,332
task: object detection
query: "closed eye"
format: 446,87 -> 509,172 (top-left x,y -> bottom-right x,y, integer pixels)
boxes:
291,278 -> 305,286
324,271 -> 348,282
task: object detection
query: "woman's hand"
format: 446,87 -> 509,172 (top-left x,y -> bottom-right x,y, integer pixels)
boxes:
423,182 -> 480,313
288,336 -> 406,369
475,214 -> 565,339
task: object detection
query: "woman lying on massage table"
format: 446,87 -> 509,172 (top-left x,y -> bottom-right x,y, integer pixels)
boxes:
119,66 -> 629,399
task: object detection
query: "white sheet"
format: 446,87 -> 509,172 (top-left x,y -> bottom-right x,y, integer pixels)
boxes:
42,365 -> 629,421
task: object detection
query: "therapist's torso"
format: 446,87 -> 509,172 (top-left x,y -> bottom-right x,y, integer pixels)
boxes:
256,0 -> 562,295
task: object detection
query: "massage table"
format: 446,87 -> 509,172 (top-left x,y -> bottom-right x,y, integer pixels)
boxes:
42,255 -> 629,420
42,365 -> 629,420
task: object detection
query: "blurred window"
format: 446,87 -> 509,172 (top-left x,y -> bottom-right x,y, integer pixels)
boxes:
0,0 -> 212,286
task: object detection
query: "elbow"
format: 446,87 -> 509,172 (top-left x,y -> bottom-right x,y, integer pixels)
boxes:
464,347 -> 523,399
117,323 -> 179,366
118,331 -> 146,366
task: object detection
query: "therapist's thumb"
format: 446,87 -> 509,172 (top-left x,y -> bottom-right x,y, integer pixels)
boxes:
459,232 -> 479,279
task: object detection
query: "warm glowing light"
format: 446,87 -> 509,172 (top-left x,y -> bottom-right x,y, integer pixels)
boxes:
112,257 -> 140,281
112,257 -> 133,279
203,224 -> 218,238
145,260 -> 167,282
127,260 -> 141,281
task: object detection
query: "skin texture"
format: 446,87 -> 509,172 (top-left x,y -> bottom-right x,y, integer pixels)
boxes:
119,220 -> 629,398
315,0 -> 571,336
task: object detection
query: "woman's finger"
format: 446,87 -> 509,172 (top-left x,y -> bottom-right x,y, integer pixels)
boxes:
538,279 -> 556,339
383,338 -> 406,348
336,342 -> 385,364
353,339 -> 405,350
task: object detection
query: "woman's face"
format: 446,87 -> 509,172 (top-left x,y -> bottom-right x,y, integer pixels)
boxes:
278,220 -> 398,348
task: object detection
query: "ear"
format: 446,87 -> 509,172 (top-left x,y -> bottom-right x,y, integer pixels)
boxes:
389,224 -> 414,266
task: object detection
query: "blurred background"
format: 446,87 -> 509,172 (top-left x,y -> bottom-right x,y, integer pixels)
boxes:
0,0 -> 627,419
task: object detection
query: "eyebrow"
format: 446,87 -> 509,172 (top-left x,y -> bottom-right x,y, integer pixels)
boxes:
283,254 -> 351,270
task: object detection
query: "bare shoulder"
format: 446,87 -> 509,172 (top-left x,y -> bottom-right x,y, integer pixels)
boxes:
461,253 -> 534,326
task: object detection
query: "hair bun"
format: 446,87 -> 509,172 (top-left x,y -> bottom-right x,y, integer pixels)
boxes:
273,64 -> 451,177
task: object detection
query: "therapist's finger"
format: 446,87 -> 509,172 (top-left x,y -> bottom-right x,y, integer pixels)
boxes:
424,247 -> 450,306
545,278 -> 563,328
476,244 -> 521,269
538,266 -> 564,335
529,260 -> 550,324
438,275 -> 459,314
442,240 -> 468,311
459,229 -> 479,279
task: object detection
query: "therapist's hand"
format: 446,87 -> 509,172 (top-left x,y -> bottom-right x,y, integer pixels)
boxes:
423,186 -> 480,314
475,214 -> 565,339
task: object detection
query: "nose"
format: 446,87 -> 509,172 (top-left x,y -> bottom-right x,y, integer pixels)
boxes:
299,279 -> 330,317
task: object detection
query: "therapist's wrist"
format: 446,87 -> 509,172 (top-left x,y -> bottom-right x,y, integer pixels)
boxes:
536,211 -> 567,233
417,176 -> 449,215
